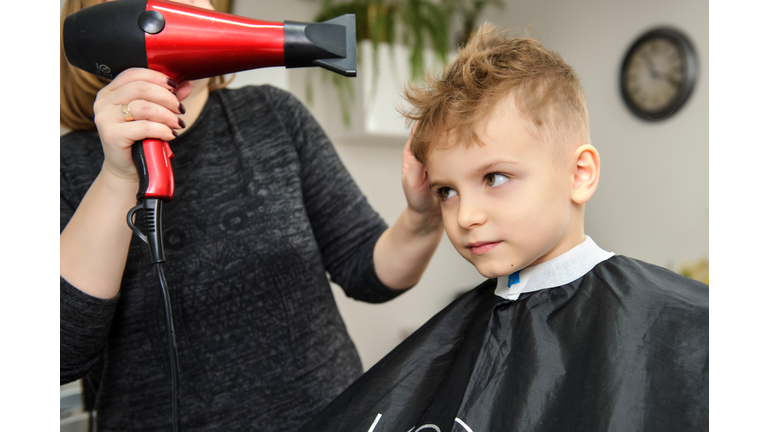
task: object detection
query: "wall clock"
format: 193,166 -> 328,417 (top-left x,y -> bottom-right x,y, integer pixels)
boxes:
620,27 -> 698,120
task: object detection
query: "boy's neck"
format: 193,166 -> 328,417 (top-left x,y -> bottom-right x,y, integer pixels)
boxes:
495,236 -> 614,301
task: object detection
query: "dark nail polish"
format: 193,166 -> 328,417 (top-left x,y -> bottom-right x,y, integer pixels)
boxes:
166,77 -> 179,88
172,130 -> 179,138
179,103 -> 186,114
178,118 -> 186,129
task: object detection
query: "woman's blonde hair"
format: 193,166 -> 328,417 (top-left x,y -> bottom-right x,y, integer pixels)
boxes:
60,0 -> 234,131
402,24 -> 590,164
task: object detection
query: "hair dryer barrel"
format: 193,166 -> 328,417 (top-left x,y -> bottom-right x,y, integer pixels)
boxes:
63,0 -> 356,83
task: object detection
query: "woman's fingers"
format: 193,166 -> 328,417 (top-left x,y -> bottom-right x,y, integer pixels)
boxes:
95,68 -> 184,126
119,118 -> 179,143
104,67 -> 178,94
98,116 -> 177,150
92,68 -> 189,179
100,67 -> 193,102
109,79 -> 185,115
94,71 -> 186,148
114,99 -> 185,133
173,80 -> 195,101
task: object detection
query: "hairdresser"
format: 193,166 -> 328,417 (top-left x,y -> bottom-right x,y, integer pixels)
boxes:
59,0 -> 442,430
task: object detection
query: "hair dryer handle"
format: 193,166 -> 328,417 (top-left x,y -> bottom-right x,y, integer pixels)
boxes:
132,139 -> 175,202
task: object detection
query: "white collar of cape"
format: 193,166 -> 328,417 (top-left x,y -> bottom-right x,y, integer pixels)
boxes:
495,236 -> 615,301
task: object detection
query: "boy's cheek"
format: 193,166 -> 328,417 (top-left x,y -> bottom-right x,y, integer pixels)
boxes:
440,206 -> 457,236
444,229 -> 464,255
443,225 -> 471,259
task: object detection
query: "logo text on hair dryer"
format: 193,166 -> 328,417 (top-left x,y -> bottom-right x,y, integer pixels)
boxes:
94,63 -> 113,79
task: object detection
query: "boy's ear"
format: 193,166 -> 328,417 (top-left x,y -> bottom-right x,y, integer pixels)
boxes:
570,144 -> 600,204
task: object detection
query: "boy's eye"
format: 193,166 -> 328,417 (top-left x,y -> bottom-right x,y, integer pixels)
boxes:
437,187 -> 457,201
485,173 -> 510,187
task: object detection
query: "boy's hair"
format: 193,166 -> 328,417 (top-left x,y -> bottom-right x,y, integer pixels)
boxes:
402,24 -> 590,164
60,0 -> 234,131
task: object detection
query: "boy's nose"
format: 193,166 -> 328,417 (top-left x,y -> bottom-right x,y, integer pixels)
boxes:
457,197 -> 487,230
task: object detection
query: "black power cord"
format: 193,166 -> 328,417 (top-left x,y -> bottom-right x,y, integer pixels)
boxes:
128,199 -> 181,432
155,262 -> 181,432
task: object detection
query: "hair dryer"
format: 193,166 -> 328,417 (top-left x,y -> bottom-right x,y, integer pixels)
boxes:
63,0 -> 356,203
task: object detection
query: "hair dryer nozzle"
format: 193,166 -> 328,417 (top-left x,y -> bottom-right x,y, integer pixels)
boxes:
284,14 -> 356,77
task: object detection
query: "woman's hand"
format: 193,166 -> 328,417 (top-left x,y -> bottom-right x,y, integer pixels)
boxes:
61,68 -> 194,298
401,125 -> 442,232
93,68 -> 193,181
372,127 -> 443,289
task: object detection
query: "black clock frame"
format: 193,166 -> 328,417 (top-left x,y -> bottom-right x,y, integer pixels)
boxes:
620,27 -> 698,121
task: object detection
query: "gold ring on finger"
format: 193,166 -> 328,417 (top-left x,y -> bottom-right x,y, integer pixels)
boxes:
121,103 -> 135,122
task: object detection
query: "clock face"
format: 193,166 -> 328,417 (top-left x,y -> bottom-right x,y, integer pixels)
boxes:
620,28 -> 697,120
625,38 -> 683,112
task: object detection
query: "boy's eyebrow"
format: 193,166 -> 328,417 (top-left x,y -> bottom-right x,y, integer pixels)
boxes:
428,179 -> 448,190
472,159 -> 520,176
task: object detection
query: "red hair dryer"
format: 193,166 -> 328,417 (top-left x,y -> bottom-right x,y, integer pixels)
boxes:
64,0 -> 356,204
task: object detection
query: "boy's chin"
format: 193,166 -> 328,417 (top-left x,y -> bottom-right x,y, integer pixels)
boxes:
473,262 -> 517,279
470,254 -> 540,278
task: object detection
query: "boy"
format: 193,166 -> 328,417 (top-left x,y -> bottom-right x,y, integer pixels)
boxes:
303,25 -> 708,432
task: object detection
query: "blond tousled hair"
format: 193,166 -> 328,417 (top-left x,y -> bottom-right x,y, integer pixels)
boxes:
402,24 -> 590,164
60,0 -> 233,131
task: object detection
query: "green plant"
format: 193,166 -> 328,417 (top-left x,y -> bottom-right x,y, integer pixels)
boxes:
306,0 -> 502,127
314,0 -> 453,81
311,0 -> 400,126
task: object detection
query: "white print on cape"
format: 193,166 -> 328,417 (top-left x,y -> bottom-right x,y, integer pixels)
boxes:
367,414 -> 382,432
366,413 -> 474,432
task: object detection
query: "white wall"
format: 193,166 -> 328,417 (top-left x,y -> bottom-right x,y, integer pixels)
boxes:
231,0 -> 708,370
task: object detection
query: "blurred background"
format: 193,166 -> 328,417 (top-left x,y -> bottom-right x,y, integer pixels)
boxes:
59,0 -> 708,430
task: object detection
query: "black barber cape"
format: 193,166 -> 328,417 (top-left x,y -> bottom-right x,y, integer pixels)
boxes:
303,238 -> 708,432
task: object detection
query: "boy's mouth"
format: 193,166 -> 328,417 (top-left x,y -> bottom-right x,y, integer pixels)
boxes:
466,241 -> 501,255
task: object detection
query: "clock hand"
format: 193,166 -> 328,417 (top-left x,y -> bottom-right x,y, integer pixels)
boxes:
642,52 -> 660,79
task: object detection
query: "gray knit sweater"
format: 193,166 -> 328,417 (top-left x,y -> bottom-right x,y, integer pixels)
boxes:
60,85 -> 405,431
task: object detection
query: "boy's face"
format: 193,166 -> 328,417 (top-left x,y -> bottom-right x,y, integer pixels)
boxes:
425,95 -> 584,278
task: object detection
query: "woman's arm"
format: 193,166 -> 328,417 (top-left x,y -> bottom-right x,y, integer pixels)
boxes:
373,137 -> 442,289
60,68 -> 193,298
60,171 -> 139,299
